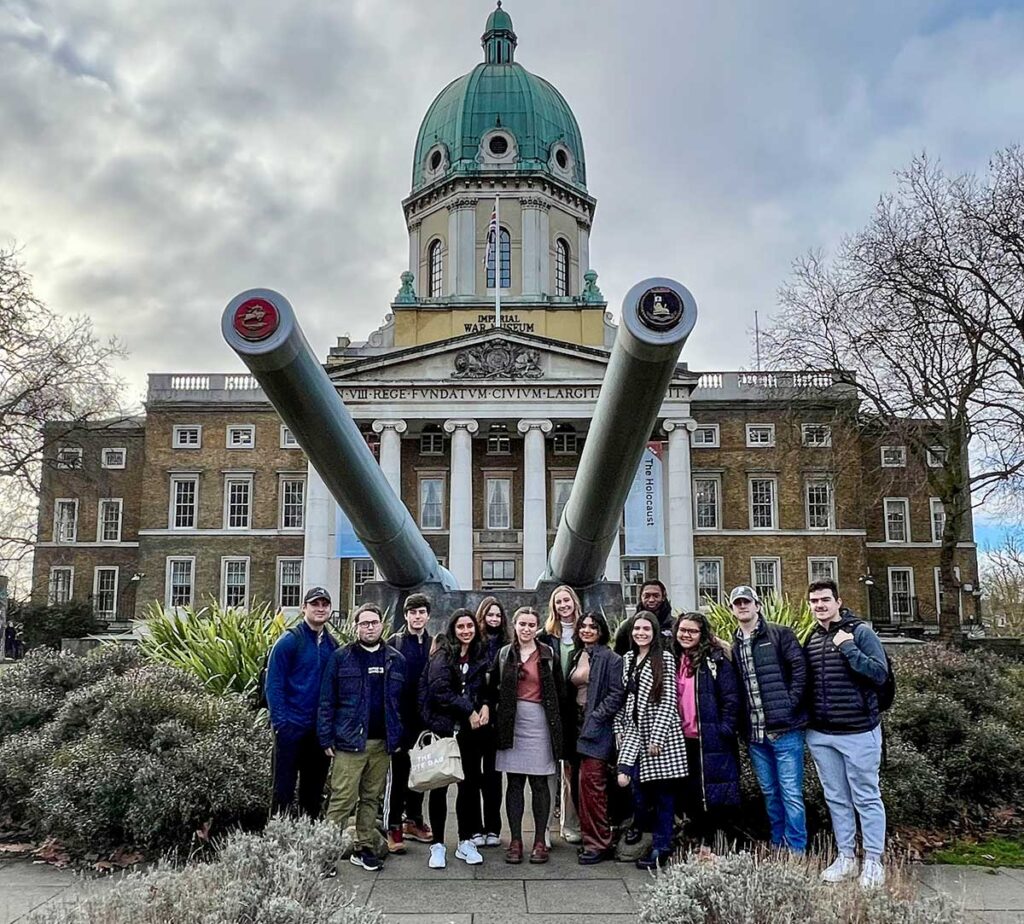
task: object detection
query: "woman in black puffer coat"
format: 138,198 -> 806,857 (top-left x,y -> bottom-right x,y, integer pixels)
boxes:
418,608 -> 491,868
670,611 -> 741,847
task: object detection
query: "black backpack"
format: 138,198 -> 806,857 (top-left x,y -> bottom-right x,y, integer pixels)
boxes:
254,624 -> 306,710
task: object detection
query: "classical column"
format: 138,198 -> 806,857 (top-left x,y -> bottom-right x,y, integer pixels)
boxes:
303,461 -> 340,606
447,198 -> 477,296
444,419 -> 478,588
518,418 -> 552,586
407,220 -> 421,291
577,219 -> 591,295
663,419 -> 698,610
371,419 -> 407,495
521,197 -> 550,296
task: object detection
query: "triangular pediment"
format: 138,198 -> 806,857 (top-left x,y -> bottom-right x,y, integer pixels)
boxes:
328,329 -> 696,386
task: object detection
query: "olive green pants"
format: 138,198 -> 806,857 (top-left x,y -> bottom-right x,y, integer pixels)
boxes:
325,739 -> 390,849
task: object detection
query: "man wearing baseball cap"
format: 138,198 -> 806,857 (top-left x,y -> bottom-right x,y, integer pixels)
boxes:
729,585 -> 809,853
266,586 -> 339,818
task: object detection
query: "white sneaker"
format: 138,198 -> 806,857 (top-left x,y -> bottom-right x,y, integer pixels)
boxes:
428,843 -> 447,869
859,858 -> 885,889
821,854 -> 858,883
471,833 -> 487,847
484,833 -> 501,847
456,839 -> 484,865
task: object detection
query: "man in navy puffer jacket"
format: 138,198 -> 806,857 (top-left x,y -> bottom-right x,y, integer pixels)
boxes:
730,585 -> 808,854
804,579 -> 889,889
266,586 -> 339,819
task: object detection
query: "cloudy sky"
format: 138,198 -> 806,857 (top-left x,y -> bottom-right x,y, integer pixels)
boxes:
2,0 -> 1022,415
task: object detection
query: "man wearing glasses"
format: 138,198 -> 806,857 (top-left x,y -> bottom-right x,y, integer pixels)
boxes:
266,586 -> 340,819
319,602 -> 407,872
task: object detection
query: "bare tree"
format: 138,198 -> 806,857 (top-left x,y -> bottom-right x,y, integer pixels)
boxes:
981,531 -> 1024,637
763,149 -> 1024,640
0,245 -> 127,587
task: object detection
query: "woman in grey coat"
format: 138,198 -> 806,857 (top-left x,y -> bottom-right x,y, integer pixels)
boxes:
614,611 -> 688,870
565,612 -> 624,864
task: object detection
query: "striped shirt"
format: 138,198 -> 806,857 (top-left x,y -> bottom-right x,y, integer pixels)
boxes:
736,629 -> 767,744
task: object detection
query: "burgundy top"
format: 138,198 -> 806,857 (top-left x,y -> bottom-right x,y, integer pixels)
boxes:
516,648 -> 543,703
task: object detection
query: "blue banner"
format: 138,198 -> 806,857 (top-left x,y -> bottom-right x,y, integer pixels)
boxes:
624,443 -> 665,556
334,504 -> 369,558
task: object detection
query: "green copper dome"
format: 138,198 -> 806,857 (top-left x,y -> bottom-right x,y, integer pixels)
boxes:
411,5 -> 587,193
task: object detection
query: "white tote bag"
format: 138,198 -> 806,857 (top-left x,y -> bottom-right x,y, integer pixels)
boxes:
408,730 -> 464,792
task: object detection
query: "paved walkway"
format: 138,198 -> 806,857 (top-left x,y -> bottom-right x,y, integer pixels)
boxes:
3,852 -> 1024,923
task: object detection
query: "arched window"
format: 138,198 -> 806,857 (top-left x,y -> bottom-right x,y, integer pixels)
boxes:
486,228 -> 511,289
555,238 -> 570,296
428,240 -> 444,297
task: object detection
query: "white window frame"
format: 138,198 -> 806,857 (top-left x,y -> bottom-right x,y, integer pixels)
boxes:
279,476 -> 306,530
486,427 -> 511,455
419,431 -> 444,455
351,558 -> 375,608
169,474 -> 199,529
484,476 -> 512,530
748,476 -> 778,530
622,559 -> 648,608
277,557 -> 303,611
55,447 -> 83,469
165,556 -> 196,609
551,476 -> 574,528
223,474 -> 254,530
883,497 -> 910,543
930,497 -> 946,544
691,425 -> 720,448
280,425 -> 299,449
693,475 -> 722,530
92,566 -> 119,619
96,498 -> 123,543
804,477 -> 834,530
100,447 -> 127,469
927,446 -> 947,468
221,556 -> 251,609
481,558 -> 517,582
695,557 -> 724,605
418,474 -> 446,531
808,557 -> 839,585
53,498 -> 79,543
746,424 -> 775,448
801,424 -> 832,447
880,445 -> 906,468
751,557 -> 782,601
48,566 -> 74,605
888,566 -> 915,620
226,424 -> 256,450
173,425 -> 202,449
553,430 -> 578,455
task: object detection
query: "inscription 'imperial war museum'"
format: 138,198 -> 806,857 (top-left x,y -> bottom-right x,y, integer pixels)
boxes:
464,313 -> 535,333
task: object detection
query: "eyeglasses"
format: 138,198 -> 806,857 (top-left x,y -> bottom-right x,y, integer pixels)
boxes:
677,628 -> 701,636
357,619 -> 381,628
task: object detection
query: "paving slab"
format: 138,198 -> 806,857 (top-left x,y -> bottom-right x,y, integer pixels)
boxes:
483,916 -> 637,924
1,888 -> 68,924
969,913 -> 1024,924
382,916 -> 472,924
525,879 -> 636,915
916,865 -> 1024,912
367,879 -> 525,915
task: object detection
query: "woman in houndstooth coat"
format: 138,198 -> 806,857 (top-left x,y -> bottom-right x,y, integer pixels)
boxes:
614,611 -> 688,870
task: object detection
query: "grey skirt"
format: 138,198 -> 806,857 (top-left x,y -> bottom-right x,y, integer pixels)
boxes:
495,700 -> 556,776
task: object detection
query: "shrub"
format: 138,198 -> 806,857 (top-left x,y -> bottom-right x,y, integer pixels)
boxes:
636,851 -> 965,924
705,595 -> 815,644
140,600 -> 288,698
885,690 -> 970,758
27,817 -> 381,924
0,728 -> 55,823
880,736 -> 949,828
19,602 -> 106,651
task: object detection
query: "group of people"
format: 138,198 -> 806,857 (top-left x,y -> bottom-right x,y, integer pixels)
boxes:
265,577 -> 890,888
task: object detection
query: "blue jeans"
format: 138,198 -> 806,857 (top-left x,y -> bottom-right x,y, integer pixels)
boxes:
748,729 -> 807,852
807,727 -> 885,860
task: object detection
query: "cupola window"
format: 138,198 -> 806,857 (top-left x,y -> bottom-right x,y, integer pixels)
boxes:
486,228 -> 511,289
428,240 -> 444,297
489,135 -> 509,156
555,239 -> 570,296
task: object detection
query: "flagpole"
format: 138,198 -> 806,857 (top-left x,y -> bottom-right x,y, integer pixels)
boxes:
494,195 -> 501,329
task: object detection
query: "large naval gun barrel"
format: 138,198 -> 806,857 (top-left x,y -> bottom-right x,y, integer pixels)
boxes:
221,289 -> 455,591
545,278 -> 698,588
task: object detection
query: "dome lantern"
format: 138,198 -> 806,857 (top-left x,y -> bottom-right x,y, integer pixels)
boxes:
482,2 -> 517,65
